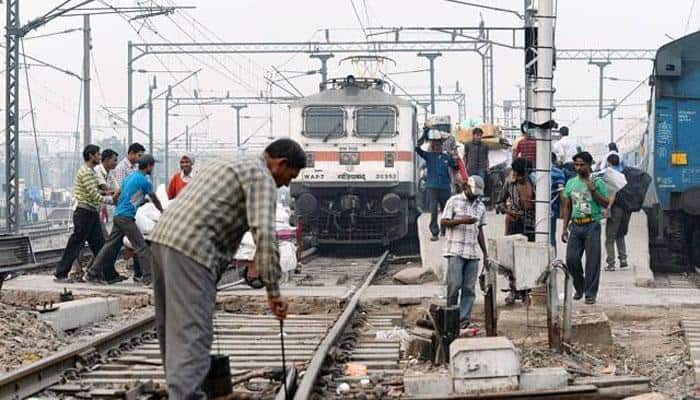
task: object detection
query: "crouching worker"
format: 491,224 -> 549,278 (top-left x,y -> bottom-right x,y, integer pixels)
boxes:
148,139 -> 306,399
441,176 -> 488,329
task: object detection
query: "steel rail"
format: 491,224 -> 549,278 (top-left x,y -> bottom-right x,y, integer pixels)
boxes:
292,250 -> 389,400
0,312 -> 155,399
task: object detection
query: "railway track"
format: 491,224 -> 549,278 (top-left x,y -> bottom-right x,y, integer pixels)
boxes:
0,251 -> 391,399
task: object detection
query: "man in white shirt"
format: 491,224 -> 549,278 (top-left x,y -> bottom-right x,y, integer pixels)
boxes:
553,126 -> 577,180
440,176 -> 488,329
94,149 -> 119,233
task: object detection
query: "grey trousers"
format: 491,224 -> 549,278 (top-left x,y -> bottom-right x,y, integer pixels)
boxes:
566,222 -> 602,299
151,243 -> 217,400
89,216 -> 152,281
605,206 -> 631,268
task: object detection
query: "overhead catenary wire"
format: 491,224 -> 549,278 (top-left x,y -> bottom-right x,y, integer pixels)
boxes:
686,0 -> 698,34
20,39 -> 49,222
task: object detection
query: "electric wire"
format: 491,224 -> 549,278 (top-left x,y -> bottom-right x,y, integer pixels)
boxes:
20,39 -> 49,222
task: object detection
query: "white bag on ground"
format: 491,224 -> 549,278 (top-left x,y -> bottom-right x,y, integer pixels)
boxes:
279,241 -> 297,272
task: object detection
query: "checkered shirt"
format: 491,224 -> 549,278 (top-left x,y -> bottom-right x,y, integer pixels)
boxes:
441,193 -> 487,260
113,157 -> 137,188
149,156 -> 281,297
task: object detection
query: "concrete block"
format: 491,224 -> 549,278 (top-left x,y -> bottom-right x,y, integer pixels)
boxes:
406,330 -> 434,361
519,367 -> 568,390
450,337 -> 520,379
624,394 -> 670,400
489,234 -> 528,271
418,213 -> 446,280
39,297 -> 120,331
403,372 -> 452,396
453,376 -> 518,394
570,312 -> 613,348
512,241 -> 550,290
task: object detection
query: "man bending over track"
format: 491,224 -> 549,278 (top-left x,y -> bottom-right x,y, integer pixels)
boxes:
148,139 -> 306,399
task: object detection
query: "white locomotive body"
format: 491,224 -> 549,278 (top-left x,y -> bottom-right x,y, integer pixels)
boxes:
289,76 -> 419,245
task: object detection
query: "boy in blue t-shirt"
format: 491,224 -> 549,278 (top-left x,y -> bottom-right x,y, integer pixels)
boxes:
86,155 -> 163,285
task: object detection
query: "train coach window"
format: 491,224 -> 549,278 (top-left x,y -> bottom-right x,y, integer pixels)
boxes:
355,107 -> 397,139
303,107 -> 346,140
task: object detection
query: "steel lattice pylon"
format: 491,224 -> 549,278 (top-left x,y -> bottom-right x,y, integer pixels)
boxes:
5,0 -> 20,233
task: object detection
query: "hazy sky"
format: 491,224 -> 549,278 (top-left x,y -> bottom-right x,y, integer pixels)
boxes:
3,0 -> 699,153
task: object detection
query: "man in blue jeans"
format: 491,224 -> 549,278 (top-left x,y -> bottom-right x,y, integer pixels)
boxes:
416,132 -> 458,240
441,175 -> 488,329
561,152 -> 609,305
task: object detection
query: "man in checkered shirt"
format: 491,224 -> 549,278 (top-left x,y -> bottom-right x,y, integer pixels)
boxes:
441,175 -> 489,329
148,139 -> 305,400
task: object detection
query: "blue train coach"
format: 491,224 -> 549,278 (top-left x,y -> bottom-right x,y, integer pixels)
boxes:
646,31 -> 700,272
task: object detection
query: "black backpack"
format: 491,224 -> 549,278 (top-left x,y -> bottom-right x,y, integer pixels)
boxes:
615,167 -> 652,212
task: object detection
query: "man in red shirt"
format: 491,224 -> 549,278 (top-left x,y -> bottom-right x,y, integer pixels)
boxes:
167,153 -> 194,200
513,133 -> 537,165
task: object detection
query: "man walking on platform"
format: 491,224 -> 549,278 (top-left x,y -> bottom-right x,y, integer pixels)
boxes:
114,143 -> 145,187
604,153 -> 631,271
94,149 -> 119,232
561,152 -> 609,305
464,127 -> 489,180
148,139 -> 305,399
441,176 -> 488,329
86,155 -> 163,284
54,145 -> 115,283
416,132 -> 458,241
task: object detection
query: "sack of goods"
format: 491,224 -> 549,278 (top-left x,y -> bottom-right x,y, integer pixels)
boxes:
455,123 -> 507,150
600,167 -> 628,194
615,167 -> 652,212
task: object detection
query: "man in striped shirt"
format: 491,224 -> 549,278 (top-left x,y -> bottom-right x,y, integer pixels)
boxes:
54,145 -> 115,282
148,139 -> 305,399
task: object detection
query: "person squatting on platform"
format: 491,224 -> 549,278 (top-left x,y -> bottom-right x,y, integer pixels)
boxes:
148,139 -> 306,400
441,175 -> 488,329
54,145 -> 116,283
561,151 -> 609,305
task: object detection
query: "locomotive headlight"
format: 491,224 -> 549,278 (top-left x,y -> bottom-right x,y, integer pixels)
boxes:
306,152 -> 315,168
340,151 -> 360,165
382,193 -> 402,214
384,151 -> 395,168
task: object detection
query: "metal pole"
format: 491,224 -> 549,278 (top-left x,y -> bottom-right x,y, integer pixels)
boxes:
609,103 -> 615,143
418,52 -> 441,115
82,14 -> 91,146
5,0 -> 20,232
589,61 -> 611,119
148,78 -> 154,155
232,104 -> 247,148
127,41 -> 133,145
310,53 -> 334,90
164,85 -> 171,184
533,0 -> 555,245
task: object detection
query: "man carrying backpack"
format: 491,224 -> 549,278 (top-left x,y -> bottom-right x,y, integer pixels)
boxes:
604,154 -> 631,271
605,159 -> 652,271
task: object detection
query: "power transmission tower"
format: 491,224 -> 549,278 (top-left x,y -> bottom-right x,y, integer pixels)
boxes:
3,1 -> 188,232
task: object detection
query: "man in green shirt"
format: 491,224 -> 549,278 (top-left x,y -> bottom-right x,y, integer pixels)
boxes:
561,151 -> 609,305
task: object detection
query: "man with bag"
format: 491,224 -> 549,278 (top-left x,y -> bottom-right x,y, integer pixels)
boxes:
561,152 -> 609,305
604,153 -> 631,271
